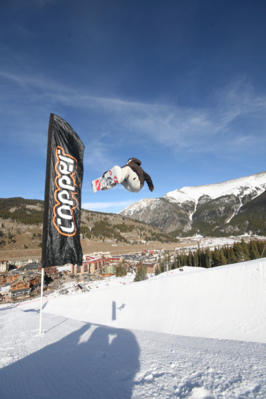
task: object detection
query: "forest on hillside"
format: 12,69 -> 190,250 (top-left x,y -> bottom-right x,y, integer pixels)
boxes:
157,239 -> 266,273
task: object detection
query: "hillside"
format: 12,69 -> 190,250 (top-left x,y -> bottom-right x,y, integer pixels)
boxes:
0,197 -> 177,258
229,191 -> 266,235
0,259 -> 265,398
44,258 -> 266,342
121,171 -> 266,236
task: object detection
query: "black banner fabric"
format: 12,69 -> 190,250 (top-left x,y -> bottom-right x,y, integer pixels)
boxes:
42,114 -> 85,267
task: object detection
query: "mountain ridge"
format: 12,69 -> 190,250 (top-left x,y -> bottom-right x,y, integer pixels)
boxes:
0,197 -> 177,254
120,171 -> 266,236
165,171 -> 266,202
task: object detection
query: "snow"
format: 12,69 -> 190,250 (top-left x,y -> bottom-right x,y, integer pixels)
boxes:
44,260 -> 266,343
1,259 -> 266,398
121,198 -> 156,216
178,235 -> 266,251
165,171 -> 266,204
0,285 -> 10,293
121,171 -> 266,220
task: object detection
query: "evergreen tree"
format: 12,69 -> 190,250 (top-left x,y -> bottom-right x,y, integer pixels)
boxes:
193,251 -> 199,267
198,250 -> 205,267
249,240 -> 260,259
188,251 -> 193,266
173,255 -> 179,269
205,248 -> 211,268
158,255 -> 165,273
196,249 -> 202,267
219,249 -> 227,265
116,264 -> 127,277
227,247 -> 237,264
256,240 -> 265,257
240,240 -> 250,260
213,248 -> 222,266
233,242 -> 244,262
134,263 -> 147,282
173,239 -> 265,271
179,253 -> 186,267
155,265 -> 161,275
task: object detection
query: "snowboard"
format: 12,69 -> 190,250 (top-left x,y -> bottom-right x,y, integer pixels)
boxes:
92,166 -> 121,192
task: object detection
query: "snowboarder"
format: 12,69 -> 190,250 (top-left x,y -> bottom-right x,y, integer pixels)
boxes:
92,158 -> 154,193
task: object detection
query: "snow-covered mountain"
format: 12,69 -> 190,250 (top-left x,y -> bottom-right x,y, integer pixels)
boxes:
1,259 -> 266,398
165,171 -> 266,204
120,171 -> 266,235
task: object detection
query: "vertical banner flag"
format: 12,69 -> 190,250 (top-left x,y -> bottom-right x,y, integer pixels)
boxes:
42,114 -> 85,267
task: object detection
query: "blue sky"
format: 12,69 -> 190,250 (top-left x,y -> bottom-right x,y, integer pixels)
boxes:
1,0 -> 266,213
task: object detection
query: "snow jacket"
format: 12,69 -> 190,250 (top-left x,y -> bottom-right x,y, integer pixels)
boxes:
123,158 -> 154,192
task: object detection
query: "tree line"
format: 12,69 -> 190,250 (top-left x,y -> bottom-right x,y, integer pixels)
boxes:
172,239 -> 266,269
154,239 -> 266,274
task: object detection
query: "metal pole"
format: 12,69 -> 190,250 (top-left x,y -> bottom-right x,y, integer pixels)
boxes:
39,268 -> 45,335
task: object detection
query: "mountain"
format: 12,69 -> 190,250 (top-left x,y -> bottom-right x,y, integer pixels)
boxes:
120,171 -> 266,236
0,197 -> 176,253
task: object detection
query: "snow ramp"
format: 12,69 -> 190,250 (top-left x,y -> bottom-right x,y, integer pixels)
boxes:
44,258 -> 266,343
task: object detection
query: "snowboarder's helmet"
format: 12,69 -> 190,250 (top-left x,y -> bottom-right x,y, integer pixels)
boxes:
127,158 -> 141,165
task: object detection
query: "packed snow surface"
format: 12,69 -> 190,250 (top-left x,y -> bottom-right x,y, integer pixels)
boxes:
1,258 -> 266,398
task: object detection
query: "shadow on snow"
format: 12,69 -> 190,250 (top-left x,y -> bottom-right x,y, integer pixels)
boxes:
0,323 -> 140,399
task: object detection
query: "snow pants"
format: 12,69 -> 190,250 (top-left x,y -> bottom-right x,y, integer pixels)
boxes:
112,165 -> 141,192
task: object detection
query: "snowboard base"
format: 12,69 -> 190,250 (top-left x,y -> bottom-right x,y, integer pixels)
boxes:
92,167 -> 120,192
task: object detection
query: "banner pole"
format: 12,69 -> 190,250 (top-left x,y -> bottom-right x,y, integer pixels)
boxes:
39,268 -> 45,335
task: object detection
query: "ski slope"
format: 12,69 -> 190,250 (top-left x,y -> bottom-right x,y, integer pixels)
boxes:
0,259 -> 266,398
44,259 -> 266,343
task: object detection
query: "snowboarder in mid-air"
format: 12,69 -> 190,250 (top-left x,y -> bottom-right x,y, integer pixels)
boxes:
92,158 -> 154,193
